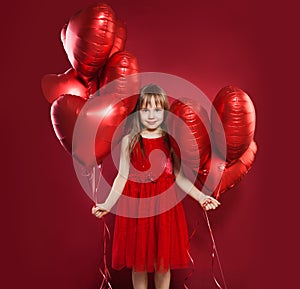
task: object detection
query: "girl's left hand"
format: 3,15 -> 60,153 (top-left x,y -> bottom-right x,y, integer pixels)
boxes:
199,195 -> 221,211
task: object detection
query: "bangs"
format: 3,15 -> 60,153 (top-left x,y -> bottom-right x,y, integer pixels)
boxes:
140,93 -> 167,109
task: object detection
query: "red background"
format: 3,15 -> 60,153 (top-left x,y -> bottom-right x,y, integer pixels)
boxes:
1,0 -> 298,288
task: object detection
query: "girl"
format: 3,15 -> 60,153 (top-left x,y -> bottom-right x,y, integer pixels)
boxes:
92,84 -> 220,289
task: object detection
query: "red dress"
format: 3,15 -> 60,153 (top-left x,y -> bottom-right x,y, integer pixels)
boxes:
112,136 -> 190,273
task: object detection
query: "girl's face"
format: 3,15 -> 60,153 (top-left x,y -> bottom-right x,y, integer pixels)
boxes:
139,96 -> 164,131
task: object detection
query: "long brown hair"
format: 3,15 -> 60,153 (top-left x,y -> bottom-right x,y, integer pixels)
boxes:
128,84 -> 170,156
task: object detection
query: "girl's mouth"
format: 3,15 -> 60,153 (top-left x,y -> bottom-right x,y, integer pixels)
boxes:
147,121 -> 157,125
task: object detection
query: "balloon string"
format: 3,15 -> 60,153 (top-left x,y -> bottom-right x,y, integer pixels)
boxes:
202,210 -> 228,289
99,218 -> 112,289
88,164 -> 112,289
183,218 -> 201,289
96,164 -> 103,196
81,163 -> 103,203
92,166 -> 96,203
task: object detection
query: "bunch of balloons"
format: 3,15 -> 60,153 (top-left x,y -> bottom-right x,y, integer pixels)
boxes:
42,2 -> 140,166
169,86 -> 257,198
42,2 -> 257,200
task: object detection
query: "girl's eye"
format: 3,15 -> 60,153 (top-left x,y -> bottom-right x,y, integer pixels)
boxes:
155,108 -> 163,112
142,109 -> 149,112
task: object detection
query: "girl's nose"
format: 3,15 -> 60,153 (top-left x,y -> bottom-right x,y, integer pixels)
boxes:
149,109 -> 155,118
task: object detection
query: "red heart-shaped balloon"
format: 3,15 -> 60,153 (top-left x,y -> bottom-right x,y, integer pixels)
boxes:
51,93 -> 129,167
72,94 -> 130,167
168,98 -> 211,172
214,140 -> 257,198
100,51 -> 140,113
197,141 -> 257,198
41,68 -> 89,104
108,19 -> 127,58
61,3 -> 119,84
212,85 -> 256,162
51,94 -> 86,153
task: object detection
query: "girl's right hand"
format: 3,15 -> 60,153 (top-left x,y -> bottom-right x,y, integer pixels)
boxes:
91,205 -> 110,218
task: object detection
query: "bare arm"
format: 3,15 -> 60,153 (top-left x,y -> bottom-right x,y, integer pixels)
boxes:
172,151 -> 221,210
92,135 -> 130,218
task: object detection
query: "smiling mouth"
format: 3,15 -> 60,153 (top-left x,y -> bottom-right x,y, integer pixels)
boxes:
147,121 -> 157,125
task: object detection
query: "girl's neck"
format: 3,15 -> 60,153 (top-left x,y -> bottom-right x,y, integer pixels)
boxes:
140,127 -> 163,138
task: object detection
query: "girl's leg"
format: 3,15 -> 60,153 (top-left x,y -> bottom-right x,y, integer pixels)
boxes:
132,269 -> 148,289
154,269 -> 171,289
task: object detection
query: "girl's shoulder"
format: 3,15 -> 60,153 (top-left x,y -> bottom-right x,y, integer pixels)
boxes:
119,134 -> 131,159
121,134 -> 130,147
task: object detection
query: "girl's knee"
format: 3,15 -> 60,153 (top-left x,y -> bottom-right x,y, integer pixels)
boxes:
154,268 -> 170,277
154,269 -> 171,289
132,269 -> 148,277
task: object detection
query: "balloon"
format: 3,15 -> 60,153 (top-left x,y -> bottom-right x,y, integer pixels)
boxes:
72,94 -> 130,167
108,19 -> 127,58
60,23 -> 67,48
100,51 -> 140,113
211,86 -> 256,162
197,141 -> 257,198
61,3 -> 118,84
215,140 -> 257,198
50,93 -> 129,167
41,68 -> 89,104
50,94 -> 86,153
168,98 -> 211,171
